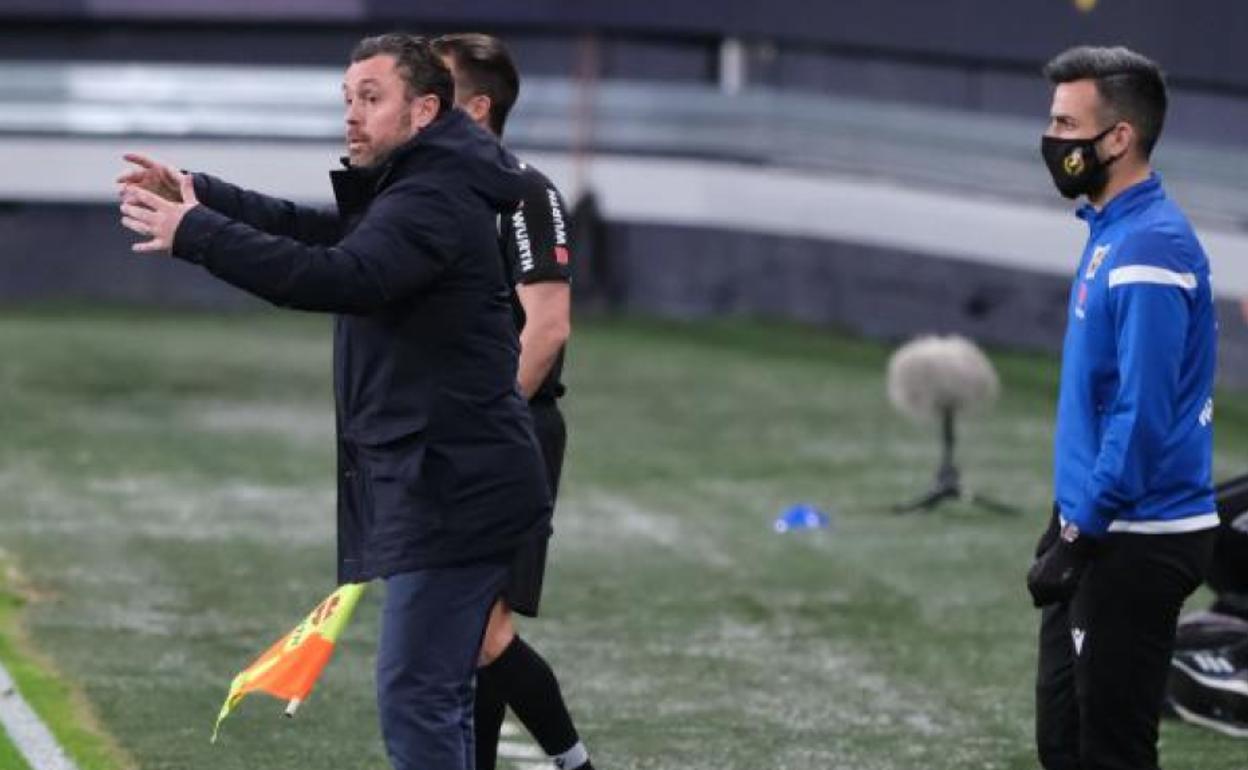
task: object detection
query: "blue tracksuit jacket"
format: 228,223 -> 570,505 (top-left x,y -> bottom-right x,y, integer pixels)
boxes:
1054,173 -> 1218,537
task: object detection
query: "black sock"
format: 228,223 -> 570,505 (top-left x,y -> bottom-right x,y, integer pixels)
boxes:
488,636 -> 592,769
474,663 -> 507,770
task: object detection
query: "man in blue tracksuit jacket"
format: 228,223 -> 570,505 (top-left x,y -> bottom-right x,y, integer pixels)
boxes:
1029,46 -> 1218,770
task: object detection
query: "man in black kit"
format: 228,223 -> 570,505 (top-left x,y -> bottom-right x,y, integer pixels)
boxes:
434,33 -> 594,770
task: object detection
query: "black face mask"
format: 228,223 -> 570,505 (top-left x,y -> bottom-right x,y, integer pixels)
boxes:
1041,125 -> 1121,200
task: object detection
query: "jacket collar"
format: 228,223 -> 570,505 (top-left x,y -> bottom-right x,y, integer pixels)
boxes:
1076,172 -> 1165,230
329,110 -> 467,214
330,160 -> 382,218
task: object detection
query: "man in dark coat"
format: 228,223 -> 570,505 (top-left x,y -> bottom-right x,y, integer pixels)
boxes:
117,33 -> 551,770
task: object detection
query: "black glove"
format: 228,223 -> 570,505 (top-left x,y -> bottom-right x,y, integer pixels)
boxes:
1027,521 -> 1098,608
1033,503 -> 1061,559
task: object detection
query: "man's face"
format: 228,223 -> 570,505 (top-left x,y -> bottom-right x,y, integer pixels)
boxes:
1046,79 -> 1105,141
342,54 -> 435,167
1046,78 -> 1136,171
439,54 -> 493,133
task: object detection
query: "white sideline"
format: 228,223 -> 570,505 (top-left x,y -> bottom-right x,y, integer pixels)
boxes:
498,720 -> 550,768
0,659 -> 80,770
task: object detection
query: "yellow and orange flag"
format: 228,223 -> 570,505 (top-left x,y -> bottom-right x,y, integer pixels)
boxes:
212,582 -> 367,742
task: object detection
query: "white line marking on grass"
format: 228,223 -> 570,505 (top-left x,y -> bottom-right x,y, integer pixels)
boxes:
498,740 -> 545,759
497,721 -> 549,768
0,660 -> 80,770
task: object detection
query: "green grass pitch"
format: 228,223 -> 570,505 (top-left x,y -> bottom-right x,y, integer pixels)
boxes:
1,308 -> 1246,769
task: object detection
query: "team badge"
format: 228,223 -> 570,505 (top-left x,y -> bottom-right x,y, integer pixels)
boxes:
1084,244 -> 1111,279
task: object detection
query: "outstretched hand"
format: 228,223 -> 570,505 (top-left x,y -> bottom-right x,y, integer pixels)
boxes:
116,153 -> 186,202
119,174 -> 200,255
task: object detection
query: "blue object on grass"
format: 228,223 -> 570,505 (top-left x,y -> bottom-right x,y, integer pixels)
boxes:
773,503 -> 832,533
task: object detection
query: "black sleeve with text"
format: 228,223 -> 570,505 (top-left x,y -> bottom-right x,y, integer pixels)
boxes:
504,164 -> 573,286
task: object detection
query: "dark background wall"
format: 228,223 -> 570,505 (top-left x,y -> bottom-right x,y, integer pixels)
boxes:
4,2 -> 1248,379
4,1 -> 1246,147
3,1 -> 1247,93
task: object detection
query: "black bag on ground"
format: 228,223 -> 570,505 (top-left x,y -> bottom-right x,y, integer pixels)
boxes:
1211,475 -> 1248,599
1167,611 -> 1248,738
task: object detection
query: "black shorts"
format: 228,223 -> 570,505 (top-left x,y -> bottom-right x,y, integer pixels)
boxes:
504,400 -> 566,617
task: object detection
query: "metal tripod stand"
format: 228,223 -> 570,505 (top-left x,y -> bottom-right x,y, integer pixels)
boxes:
893,406 -> 1016,514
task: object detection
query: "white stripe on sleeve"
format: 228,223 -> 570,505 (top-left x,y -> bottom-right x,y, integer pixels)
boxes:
1107,265 -> 1198,290
1107,512 -> 1220,534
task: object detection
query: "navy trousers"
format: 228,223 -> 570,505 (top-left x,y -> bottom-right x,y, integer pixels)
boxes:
377,562 -> 509,770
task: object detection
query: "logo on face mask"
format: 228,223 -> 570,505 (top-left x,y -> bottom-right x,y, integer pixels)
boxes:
1063,147 -> 1086,177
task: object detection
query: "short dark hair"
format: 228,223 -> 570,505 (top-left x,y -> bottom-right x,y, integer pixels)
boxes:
351,33 -> 452,117
431,33 -> 519,136
1043,45 -> 1168,158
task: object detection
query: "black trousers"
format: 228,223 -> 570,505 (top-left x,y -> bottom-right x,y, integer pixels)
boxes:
1036,525 -> 1215,770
